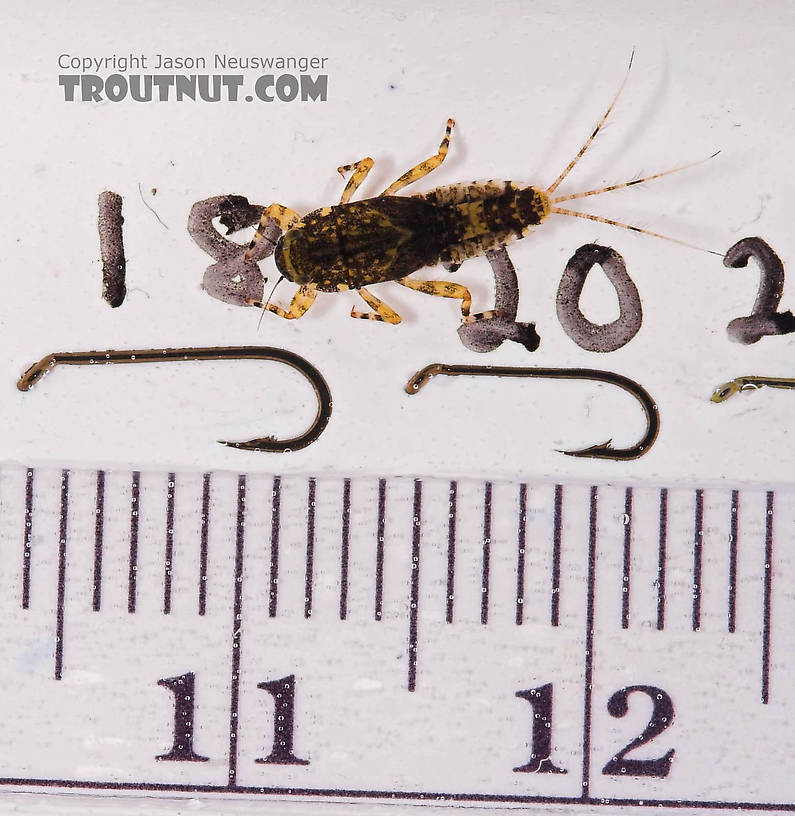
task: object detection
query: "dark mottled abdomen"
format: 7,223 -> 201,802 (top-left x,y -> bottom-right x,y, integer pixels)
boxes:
274,183 -> 550,290
423,182 -> 550,263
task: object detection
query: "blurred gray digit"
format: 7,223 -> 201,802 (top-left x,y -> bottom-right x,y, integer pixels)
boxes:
556,243 -> 642,352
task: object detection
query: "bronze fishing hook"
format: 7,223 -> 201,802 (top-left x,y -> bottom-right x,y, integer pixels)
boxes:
711,375 -> 795,403
405,363 -> 659,460
17,346 -> 332,452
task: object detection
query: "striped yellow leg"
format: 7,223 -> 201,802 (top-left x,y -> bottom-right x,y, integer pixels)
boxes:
381,119 -> 455,196
337,158 -> 375,204
245,203 -> 302,260
398,276 -> 471,316
350,288 -> 402,324
247,284 -> 317,319
397,276 -> 498,323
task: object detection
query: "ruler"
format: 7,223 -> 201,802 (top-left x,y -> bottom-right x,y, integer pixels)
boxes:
0,464 -> 792,811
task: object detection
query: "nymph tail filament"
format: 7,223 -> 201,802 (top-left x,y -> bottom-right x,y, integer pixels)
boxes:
545,51 -> 721,256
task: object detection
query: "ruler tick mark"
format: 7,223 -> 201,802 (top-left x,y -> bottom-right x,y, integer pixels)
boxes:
516,483 -> 527,625
581,486 -> 598,800
446,481 -> 457,624
481,482 -> 492,625
305,478 -> 316,619
693,489 -> 704,631
621,487 -> 632,629
408,479 -> 422,692
761,490 -> 774,705
22,467 -> 34,610
199,473 -> 211,616
5,467 -> 795,804
163,473 -> 175,615
551,485 -> 563,627
128,471 -> 140,614
93,471 -> 105,612
54,469 -> 69,681
728,490 -> 739,633
657,488 -> 668,631
340,478 -> 351,620
375,478 -> 386,622
269,476 -> 281,618
228,475 -> 246,787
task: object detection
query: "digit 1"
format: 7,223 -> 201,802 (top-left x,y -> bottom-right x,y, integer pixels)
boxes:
256,675 -> 309,766
513,683 -> 567,774
156,672 -> 209,762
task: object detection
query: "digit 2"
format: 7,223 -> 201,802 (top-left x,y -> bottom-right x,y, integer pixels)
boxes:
601,685 -> 675,778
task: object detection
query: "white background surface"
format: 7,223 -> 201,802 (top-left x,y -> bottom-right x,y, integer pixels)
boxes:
2,2 -> 795,814
3,0 -> 794,486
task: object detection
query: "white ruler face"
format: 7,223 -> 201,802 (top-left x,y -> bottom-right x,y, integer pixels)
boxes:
0,464 -> 790,811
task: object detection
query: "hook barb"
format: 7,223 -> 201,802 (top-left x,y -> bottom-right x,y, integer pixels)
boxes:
18,345 -> 332,453
406,363 -> 659,461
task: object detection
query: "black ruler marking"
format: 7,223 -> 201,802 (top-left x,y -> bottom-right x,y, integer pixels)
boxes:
22,468 -> 34,610
92,471 -> 105,613
14,478 -> 776,639
693,489 -> 704,632
761,490 -> 774,705
407,479 -> 421,692
54,470 -> 69,681
127,471 -> 140,614
8,777 -> 795,811
516,483 -> 527,626
728,489 -> 739,634
163,473 -> 175,615
340,478 -> 351,621
621,487 -> 632,630
375,479 -> 386,622
481,482 -> 492,626
268,476 -> 281,619
446,481 -> 457,624
198,473 -> 211,617
304,478 -> 316,619
4,472 -> 792,803
551,484 -> 563,627
228,475 -> 246,787
581,486 -> 598,800
657,488 -> 668,631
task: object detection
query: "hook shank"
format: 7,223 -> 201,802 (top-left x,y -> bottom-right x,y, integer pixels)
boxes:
18,346 -> 332,453
405,363 -> 659,460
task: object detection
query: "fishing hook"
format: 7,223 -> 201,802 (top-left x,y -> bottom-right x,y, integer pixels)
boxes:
405,363 -> 659,460
711,375 -> 795,403
17,345 -> 332,452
